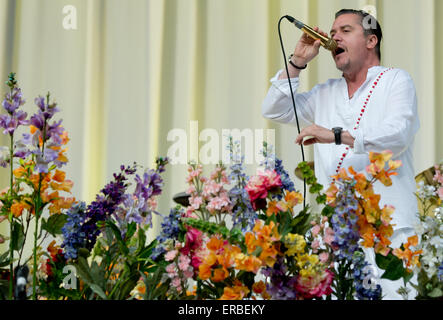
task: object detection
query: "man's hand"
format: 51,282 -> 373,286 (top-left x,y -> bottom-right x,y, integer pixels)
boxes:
279,26 -> 328,80
295,124 -> 355,147
295,124 -> 334,145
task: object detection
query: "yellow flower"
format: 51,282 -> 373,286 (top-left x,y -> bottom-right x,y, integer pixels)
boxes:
284,233 -> 306,256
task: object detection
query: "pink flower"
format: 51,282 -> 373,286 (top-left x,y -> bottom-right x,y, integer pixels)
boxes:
319,252 -> 329,263
323,227 -> 335,246
295,269 -> 334,299
311,239 -> 320,251
189,196 -> 203,210
166,263 -> 176,274
245,170 -> 282,210
186,185 -> 196,195
171,277 -> 182,291
165,250 -> 178,262
206,194 -> 231,214
311,225 -> 321,237
438,187 -> 443,200
183,269 -> 194,279
178,254 -> 191,271
203,180 -> 222,196
181,227 -> 203,255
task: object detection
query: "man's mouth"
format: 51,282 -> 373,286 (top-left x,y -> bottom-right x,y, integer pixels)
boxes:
334,47 -> 345,57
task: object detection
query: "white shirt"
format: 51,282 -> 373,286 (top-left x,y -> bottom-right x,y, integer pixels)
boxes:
262,66 -> 420,229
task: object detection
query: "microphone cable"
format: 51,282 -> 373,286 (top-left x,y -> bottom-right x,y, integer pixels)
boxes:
277,15 -> 306,209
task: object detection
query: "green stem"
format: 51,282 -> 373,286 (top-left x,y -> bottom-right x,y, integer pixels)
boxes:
8,133 -> 14,300
32,206 -> 40,299
32,102 -> 47,300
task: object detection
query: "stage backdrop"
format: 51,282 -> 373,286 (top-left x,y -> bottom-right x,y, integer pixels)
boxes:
0,0 -> 442,250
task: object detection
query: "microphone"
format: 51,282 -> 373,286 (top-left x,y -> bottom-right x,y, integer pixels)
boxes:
285,15 -> 338,52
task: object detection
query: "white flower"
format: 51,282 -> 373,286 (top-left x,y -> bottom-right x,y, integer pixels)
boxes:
430,236 -> 443,248
414,223 -> 425,236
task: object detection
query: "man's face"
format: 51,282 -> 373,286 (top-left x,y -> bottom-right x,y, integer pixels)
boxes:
330,13 -> 368,72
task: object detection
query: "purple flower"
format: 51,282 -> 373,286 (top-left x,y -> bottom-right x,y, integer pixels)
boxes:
0,78 -> 28,136
61,202 -> 87,260
330,180 -> 360,261
34,96 -> 59,120
0,111 -> 28,135
262,256 -> 298,300
2,87 -> 25,114
80,165 -> 136,250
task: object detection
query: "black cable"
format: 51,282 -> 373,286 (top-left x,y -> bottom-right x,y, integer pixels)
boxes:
277,15 -> 306,209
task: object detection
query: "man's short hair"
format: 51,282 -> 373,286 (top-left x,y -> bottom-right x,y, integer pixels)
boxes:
335,9 -> 383,61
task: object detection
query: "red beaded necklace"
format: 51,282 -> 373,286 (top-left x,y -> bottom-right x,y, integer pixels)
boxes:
334,67 -> 393,176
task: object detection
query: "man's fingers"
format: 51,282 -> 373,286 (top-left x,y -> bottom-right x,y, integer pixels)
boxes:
303,138 -> 317,146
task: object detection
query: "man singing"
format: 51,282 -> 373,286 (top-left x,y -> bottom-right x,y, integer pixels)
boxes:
262,9 -> 419,299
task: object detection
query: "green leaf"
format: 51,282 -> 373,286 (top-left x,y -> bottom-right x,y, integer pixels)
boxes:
125,222 -> 137,241
0,251 -> 10,268
105,220 -> 129,255
11,221 -> 25,251
375,252 -> 395,270
89,284 -> 108,300
41,213 -> 68,236
428,287 -> 443,298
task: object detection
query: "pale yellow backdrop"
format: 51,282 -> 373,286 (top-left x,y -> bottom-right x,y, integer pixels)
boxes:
0,0 -> 442,244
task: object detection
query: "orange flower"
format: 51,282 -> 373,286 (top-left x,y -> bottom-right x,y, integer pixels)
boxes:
252,281 -> 271,300
198,262 -> 212,280
245,220 -> 280,267
52,170 -> 66,182
50,179 -> 73,193
369,150 -> 393,171
48,196 -> 75,215
393,235 -> 422,271
212,267 -> 229,282
219,280 -> 250,300
13,166 -> 27,178
235,253 -> 262,273
10,200 -> 31,218
326,183 -> 338,204
266,200 -> 280,217
207,237 -> 224,252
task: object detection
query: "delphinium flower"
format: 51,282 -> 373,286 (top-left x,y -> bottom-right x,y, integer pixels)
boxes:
352,251 -> 382,300
151,206 -> 183,260
226,137 -> 257,231
80,164 -> 137,250
61,202 -> 87,260
330,180 -> 360,260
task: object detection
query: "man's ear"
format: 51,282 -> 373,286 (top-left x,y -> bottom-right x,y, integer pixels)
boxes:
366,34 -> 378,50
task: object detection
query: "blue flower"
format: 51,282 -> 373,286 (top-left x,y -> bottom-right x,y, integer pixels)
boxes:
61,202 -> 87,259
151,207 -> 183,260
352,251 -> 382,300
331,181 -> 360,261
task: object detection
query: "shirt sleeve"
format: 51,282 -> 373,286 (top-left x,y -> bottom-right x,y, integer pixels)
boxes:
262,69 -> 316,127
350,69 -> 420,157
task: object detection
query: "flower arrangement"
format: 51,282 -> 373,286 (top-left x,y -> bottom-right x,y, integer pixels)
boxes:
399,163 -> 442,299
0,73 -> 441,300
